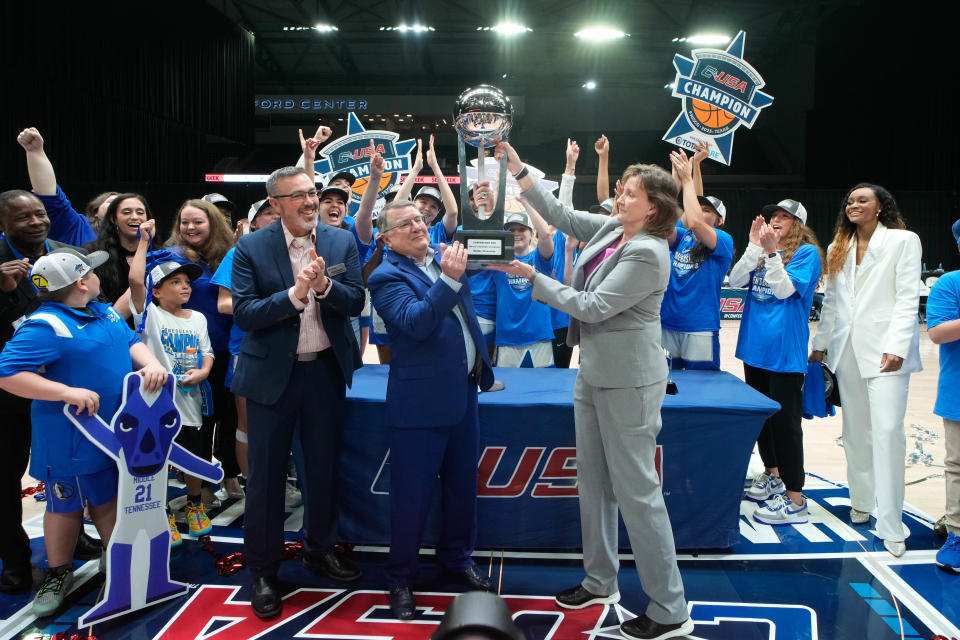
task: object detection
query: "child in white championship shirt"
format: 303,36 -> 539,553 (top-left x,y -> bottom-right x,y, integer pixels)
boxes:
129,219 -> 215,539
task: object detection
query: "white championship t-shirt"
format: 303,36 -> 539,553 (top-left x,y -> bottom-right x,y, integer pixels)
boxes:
132,302 -> 214,427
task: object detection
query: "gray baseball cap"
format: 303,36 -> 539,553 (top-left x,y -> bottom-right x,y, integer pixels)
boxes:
697,195 -> 727,221
589,198 -> 614,214
30,248 -> 109,292
504,211 -> 533,231
762,199 -> 808,225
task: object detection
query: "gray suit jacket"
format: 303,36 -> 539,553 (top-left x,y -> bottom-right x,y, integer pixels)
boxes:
522,182 -> 669,388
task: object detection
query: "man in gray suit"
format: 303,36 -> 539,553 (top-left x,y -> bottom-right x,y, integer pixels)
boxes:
489,142 -> 694,640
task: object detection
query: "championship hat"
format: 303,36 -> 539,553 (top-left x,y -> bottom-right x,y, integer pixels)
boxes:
697,195 -> 727,221
327,171 -> 357,188
589,198 -> 614,214
504,211 -> 533,231
320,185 -> 351,203
30,248 -> 109,292
247,199 -> 272,223
762,199 -> 807,225
414,186 -> 443,206
202,193 -> 235,211
149,261 -> 203,286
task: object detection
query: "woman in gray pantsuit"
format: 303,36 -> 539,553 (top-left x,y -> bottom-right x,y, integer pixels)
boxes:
489,142 -> 693,640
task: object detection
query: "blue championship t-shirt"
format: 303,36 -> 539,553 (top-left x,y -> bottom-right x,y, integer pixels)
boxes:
662,222 -> 734,332
211,247 -> 244,356
493,248 -> 554,346
735,244 -> 821,373
927,271 -> 960,420
0,302 -> 140,477
548,231 -> 571,331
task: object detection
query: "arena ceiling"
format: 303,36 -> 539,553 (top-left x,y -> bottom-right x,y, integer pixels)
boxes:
204,0 -> 860,95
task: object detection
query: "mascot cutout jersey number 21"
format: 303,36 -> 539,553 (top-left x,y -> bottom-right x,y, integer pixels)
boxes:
64,372 -> 224,627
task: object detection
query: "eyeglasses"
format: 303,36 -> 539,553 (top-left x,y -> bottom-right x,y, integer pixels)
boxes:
273,189 -> 319,202
383,214 -> 428,234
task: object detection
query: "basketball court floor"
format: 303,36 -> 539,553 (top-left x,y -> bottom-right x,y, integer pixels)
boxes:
1,321 -> 956,640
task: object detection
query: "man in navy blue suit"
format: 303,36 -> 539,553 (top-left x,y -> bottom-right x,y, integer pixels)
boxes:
367,200 -> 495,620
231,166 -> 364,620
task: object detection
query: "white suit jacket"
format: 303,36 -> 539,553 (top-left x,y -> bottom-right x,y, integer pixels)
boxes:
811,222 -> 922,378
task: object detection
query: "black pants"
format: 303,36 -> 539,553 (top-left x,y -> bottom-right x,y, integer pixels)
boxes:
552,327 -> 573,369
0,389 -> 32,570
743,363 -> 805,492
210,350 -> 240,478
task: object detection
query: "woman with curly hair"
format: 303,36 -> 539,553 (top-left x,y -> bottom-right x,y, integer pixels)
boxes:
85,193 -> 151,312
810,183 -> 921,557
731,199 -> 823,526
165,199 -> 241,500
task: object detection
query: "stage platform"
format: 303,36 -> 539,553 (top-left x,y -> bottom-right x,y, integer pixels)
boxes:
1,475 -> 956,639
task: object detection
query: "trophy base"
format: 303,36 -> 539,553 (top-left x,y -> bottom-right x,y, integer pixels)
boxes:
455,229 -> 514,268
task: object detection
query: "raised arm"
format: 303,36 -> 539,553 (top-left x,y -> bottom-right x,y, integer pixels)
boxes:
396,139 -> 423,202
728,216 -> 765,288
128,220 -> 155,315
691,140 -> 708,197
670,150 -> 717,250
354,139 -> 384,245
17,127 -> 56,195
296,125 -> 332,177
559,138 -> 579,209
426,134 -> 459,238
519,197 -> 554,261
594,134 -> 610,204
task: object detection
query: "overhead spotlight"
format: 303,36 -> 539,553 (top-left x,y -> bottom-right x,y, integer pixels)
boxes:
381,23 -> 435,32
663,83 -> 676,90
313,24 -> 338,32
480,22 -> 531,35
675,33 -> 730,45
283,26 -> 313,31
501,73 -> 508,79
574,26 -> 626,40
582,80 -> 597,90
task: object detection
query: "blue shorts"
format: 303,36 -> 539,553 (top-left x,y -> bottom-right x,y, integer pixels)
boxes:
45,466 -> 118,514
225,353 -> 239,388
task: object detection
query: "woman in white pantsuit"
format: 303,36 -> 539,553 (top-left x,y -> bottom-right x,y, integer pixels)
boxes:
488,141 -> 693,640
810,183 -> 922,557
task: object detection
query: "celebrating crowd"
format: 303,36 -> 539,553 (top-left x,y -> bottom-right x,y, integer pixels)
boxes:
1,124 -> 957,640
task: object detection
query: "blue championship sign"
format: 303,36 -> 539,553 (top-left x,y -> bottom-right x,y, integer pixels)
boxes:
313,112 -> 417,216
663,31 -> 774,165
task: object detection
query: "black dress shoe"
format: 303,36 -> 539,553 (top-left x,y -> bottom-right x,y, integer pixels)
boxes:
74,531 -> 103,561
555,585 -> 620,609
0,564 -> 33,594
302,549 -> 362,582
250,576 -> 282,620
619,614 -> 694,640
389,586 -> 415,620
448,564 -> 493,591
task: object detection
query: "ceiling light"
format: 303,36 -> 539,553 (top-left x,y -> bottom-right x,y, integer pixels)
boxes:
582,80 -> 597,90
664,83 -> 676,90
574,26 -> 626,40
381,23 -> 434,32
673,33 -> 730,45
477,22 -> 531,35
313,24 -> 338,32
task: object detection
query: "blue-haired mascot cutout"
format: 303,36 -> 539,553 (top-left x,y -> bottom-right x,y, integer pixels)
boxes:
64,372 -> 223,626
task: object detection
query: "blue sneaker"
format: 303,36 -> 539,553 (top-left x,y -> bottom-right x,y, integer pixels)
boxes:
745,472 -> 785,502
936,532 -> 960,574
753,494 -> 809,525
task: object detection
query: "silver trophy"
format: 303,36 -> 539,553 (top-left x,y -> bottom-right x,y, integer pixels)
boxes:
453,85 -> 514,266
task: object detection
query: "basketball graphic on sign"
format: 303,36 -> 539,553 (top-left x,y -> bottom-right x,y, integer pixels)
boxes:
352,172 -> 393,197
690,99 -> 737,131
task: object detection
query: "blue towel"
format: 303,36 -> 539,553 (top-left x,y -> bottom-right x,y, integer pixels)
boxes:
802,361 -> 836,419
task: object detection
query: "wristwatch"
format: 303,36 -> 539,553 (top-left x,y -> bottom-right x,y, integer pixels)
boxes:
767,252 -> 778,258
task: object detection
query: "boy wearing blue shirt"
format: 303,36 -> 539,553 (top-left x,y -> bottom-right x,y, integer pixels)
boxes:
493,207 -> 556,367
927,218 -> 960,573
0,248 -> 166,616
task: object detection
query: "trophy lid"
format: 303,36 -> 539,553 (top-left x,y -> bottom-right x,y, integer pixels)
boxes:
454,85 -> 512,148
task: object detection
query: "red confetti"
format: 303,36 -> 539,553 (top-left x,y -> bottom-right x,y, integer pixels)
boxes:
283,540 -> 303,560
21,481 -> 45,499
52,633 -> 68,640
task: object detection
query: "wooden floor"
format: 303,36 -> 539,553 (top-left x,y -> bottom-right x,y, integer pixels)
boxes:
20,320 -> 949,524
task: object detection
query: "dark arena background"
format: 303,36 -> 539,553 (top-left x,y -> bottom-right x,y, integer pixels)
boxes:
1,1 -> 958,639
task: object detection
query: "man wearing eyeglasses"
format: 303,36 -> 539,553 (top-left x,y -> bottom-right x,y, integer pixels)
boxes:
367,200 -> 496,620
231,166 -> 364,620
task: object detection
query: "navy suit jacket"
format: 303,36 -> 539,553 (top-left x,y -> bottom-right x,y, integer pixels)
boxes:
231,220 -> 364,405
367,244 -> 494,429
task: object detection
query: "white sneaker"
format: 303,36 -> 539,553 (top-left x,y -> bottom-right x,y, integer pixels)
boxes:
285,482 -> 302,509
752,494 -> 808,525
744,472 -> 785,502
883,540 -> 906,557
850,508 -> 870,524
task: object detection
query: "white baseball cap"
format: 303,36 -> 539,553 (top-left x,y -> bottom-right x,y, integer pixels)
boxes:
30,248 -> 109,292
762,199 -> 807,225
